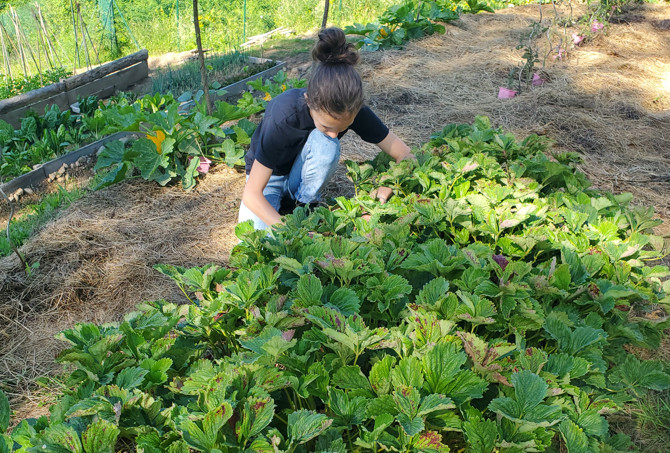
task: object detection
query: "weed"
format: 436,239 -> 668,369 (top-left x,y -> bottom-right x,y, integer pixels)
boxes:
0,183 -> 86,257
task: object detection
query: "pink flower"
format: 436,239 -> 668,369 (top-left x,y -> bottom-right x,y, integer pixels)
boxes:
552,48 -> 566,61
196,157 -> 212,174
532,72 -> 544,86
591,20 -> 604,33
572,33 -> 584,45
498,87 -> 517,99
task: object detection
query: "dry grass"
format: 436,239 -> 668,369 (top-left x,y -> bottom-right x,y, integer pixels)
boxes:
1,1 -> 669,434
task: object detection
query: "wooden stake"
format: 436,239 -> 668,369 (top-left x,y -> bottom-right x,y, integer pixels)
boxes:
11,7 -> 43,82
80,15 -> 101,66
0,22 -> 11,79
70,0 -> 80,69
76,4 -> 91,70
38,4 -> 69,69
10,8 -> 28,77
33,6 -> 53,69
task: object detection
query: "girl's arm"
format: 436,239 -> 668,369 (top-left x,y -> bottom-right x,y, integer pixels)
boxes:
376,131 -> 414,163
242,161 -> 283,227
369,131 -> 415,204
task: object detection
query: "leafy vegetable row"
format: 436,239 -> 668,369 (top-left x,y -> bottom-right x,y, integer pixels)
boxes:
0,70 -> 304,185
1,117 -> 668,452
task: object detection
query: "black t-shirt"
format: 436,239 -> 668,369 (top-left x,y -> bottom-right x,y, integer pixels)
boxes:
245,88 -> 390,175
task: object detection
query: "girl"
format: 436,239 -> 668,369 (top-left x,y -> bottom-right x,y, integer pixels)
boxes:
238,27 -> 413,230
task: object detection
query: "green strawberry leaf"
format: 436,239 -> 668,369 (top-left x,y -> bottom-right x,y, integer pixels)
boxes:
81,419 -> 120,453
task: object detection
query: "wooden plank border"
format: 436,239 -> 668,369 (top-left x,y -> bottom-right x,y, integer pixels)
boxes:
0,51 -> 149,128
178,58 -> 286,112
0,132 -> 137,195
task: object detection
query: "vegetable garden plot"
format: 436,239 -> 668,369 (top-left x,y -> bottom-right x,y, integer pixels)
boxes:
1,2 -> 670,449
3,115 -> 669,452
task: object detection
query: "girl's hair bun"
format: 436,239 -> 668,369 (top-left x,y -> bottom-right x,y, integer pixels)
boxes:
312,27 -> 359,66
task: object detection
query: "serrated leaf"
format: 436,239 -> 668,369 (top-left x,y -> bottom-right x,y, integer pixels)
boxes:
392,357 -> 424,389
328,388 -> 368,428
422,343 -> 466,394
366,395 -> 398,419
397,413 -> 424,436
327,288 -> 361,316
559,420 -> 591,453
38,424 -> 84,453
417,393 -> 454,417
81,419 -> 120,453
512,370 -> 548,413
114,367 -> 148,390
576,410 -> 608,437
287,409 -> 333,444
242,395 -> 275,439
463,417 -> 497,453
370,356 -> 395,396
331,366 -> 374,396
295,274 -> 323,307
488,397 -> 521,420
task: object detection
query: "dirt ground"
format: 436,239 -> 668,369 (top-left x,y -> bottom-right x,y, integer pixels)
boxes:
1,1 -> 670,436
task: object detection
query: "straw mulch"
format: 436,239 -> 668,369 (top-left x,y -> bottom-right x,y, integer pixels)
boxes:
1,1 -> 669,423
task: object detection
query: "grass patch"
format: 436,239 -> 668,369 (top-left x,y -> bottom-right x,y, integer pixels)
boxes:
256,36 -> 316,60
1,184 -> 86,257
632,390 -> 670,453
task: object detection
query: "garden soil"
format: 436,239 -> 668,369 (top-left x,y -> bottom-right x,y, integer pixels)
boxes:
2,0 -> 670,440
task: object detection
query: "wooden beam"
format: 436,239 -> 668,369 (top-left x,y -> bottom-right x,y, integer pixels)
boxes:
64,49 -> 148,91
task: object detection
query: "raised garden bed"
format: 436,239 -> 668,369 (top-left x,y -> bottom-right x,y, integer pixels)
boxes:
0,50 -> 150,129
0,56 -> 285,198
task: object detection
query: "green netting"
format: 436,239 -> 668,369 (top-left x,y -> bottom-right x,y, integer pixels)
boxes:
98,0 -> 117,55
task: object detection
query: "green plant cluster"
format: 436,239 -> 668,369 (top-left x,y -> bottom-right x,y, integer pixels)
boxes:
344,0 -> 492,51
0,99 -> 96,182
93,70 -> 306,191
0,67 -> 71,101
3,116 -> 669,452
151,52 -> 276,99
0,69 -> 301,186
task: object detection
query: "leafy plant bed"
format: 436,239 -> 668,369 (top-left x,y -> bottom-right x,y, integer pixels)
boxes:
0,63 -> 291,193
0,131 -> 137,198
151,52 -> 280,99
2,117 -> 668,452
0,68 -> 72,102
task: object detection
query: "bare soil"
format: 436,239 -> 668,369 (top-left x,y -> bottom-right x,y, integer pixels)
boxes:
1,3 -> 669,442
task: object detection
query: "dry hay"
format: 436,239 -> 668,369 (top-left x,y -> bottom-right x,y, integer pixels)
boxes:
2,1 -> 670,423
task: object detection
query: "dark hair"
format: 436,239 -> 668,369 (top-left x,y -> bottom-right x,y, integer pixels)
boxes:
306,27 -> 364,117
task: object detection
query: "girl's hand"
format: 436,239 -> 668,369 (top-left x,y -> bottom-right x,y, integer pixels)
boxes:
370,186 -> 393,204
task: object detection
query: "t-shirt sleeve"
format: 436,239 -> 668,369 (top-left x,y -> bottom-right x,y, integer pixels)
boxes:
253,118 -> 305,173
349,106 -> 389,144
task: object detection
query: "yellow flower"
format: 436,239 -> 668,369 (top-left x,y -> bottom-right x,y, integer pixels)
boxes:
379,28 -> 388,37
147,130 -> 166,154
264,92 -> 272,101
281,84 -> 287,91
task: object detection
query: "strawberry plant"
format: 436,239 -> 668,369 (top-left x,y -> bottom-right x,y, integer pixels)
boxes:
3,117 -> 669,452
